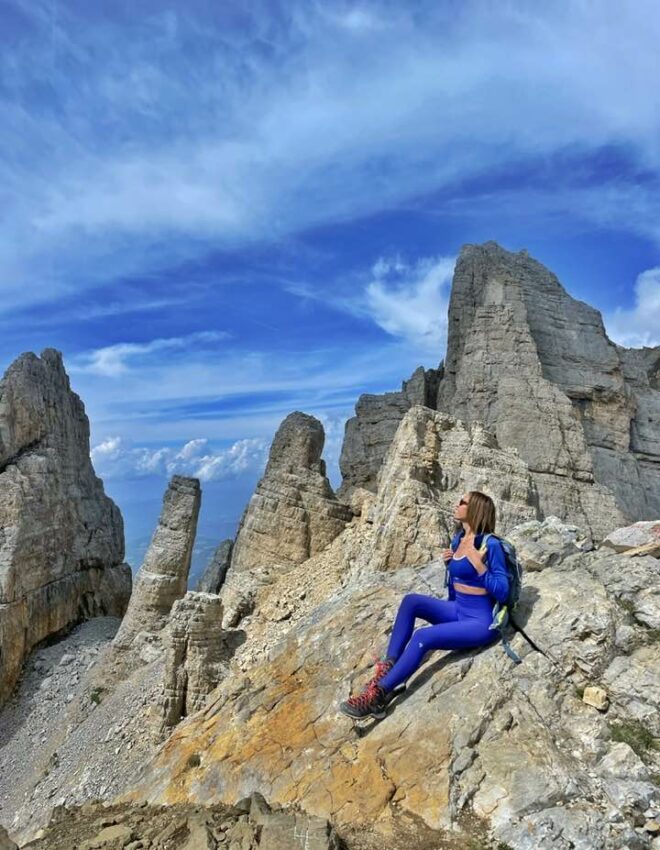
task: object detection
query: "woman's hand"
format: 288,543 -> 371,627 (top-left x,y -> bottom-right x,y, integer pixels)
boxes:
441,547 -> 453,564
463,537 -> 487,574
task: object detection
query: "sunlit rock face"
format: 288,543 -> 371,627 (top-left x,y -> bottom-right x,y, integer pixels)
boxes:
338,241 -> 659,540
437,240 -> 657,537
0,349 -> 129,705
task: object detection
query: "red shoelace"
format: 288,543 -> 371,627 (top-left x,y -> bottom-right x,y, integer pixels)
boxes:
345,680 -> 383,710
372,657 -> 393,681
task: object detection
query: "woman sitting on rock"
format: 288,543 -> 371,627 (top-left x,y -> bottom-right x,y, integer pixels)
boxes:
340,490 -> 510,719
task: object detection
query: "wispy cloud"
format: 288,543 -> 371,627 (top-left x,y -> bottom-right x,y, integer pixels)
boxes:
605,267 -> 660,347
364,255 -> 455,352
71,331 -> 230,377
2,1 -> 660,310
91,435 -> 269,481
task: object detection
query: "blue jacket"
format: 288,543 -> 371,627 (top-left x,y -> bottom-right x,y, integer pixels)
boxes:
448,530 -> 510,604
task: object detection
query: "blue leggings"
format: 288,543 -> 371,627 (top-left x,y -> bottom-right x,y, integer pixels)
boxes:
379,592 -> 498,692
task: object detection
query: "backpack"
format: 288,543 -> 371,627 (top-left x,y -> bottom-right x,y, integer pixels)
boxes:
480,532 -> 524,664
446,530 -> 524,663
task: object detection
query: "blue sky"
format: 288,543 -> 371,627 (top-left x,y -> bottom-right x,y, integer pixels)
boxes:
1,0 -> 659,580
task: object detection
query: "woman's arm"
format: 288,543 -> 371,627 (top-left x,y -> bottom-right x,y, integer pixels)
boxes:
482,538 -> 510,603
463,536 -> 509,603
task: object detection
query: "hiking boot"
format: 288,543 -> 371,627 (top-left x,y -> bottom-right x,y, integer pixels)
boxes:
339,681 -> 394,720
365,655 -> 407,696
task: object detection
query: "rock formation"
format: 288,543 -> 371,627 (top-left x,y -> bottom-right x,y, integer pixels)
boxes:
0,349 -> 129,705
353,406 -> 538,572
338,241 -> 660,540
16,796 -> 341,850
220,412 -> 352,627
158,591 -> 227,733
436,240 -> 647,537
337,365 -> 442,509
126,513 -> 660,850
113,476 -> 200,652
196,539 -> 233,593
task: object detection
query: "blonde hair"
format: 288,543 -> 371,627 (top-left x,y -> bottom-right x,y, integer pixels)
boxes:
465,490 -> 496,535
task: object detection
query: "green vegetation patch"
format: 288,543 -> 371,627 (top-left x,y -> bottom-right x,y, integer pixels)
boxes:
609,718 -> 660,759
186,753 -> 202,769
89,686 -> 105,705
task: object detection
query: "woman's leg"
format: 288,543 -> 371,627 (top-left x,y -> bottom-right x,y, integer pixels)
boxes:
385,593 -> 458,661
379,595 -> 497,692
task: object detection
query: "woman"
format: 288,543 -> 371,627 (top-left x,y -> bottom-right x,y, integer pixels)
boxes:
339,490 -> 510,719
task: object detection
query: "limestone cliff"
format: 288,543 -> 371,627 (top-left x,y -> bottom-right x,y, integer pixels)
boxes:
437,240 -> 655,536
339,241 -> 658,540
196,539 -> 233,594
0,349 -> 129,704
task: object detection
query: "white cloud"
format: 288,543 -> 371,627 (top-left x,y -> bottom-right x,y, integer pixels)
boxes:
71,331 -> 229,377
91,435 -> 269,482
2,1 -> 660,308
364,255 -> 456,352
605,267 -> 660,347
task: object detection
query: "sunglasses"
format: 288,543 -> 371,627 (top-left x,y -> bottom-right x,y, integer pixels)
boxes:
458,498 -> 469,506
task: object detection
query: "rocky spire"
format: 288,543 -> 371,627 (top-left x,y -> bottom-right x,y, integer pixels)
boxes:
0,349 -> 129,705
113,475 -> 201,651
220,411 -> 352,627
435,240 -> 655,537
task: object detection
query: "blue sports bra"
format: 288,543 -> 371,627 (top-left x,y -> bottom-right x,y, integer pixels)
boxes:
449,554 -> 488,590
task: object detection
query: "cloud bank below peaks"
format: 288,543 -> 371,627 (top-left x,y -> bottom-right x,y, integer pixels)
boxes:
91,436 -> 269,482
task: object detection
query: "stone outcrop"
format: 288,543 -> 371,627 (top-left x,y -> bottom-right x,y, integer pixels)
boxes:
436,241 -> 656,537
126,517 -> 660,850
338,242 -> 659,540
195,539 -> 233,593
354,406 -> 538,572
337,365 -> 442,508
505,515 -> 594,571
603,520 -> 660,555
113,476 -> 200,652
157,591 -> 227,733
220,412 -> 352,627
0,349 -> 129,705
16,797 -> 341,850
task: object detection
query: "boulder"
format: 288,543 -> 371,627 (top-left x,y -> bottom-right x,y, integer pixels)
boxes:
113,476 -> 200,651
506,516 -> 592,572
0,349 -> 129,705
602,521 -> 660,554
